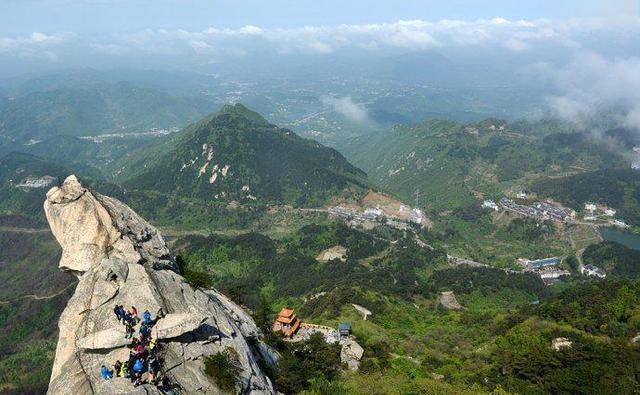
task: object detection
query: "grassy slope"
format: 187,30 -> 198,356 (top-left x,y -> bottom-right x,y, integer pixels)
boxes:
0,224 -> 75,393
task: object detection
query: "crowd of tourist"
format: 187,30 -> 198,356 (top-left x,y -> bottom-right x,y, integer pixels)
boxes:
100,305 -> 179,393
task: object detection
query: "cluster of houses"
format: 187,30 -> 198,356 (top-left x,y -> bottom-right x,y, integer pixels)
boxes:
583,203 -> 628,228
14,175 -> 56,189
516,256 -> 607,283
516,257 -> 571,284
483,195 -> 631,228
492,197 -> 576,222
328,205 -> 424,227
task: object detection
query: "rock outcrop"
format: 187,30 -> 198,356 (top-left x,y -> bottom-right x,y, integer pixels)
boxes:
340,339 -> 364,371
438,291 -> 462,310
45,175 -> 276,394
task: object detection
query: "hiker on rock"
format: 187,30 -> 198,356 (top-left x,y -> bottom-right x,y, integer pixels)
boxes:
113,304 -> 124,322
114,360 -> 122,377
101,365 -> 113,381
143,310 -> 152,325
132,358 -> 145,386
140,323 -> 152,342
131,306 -> 139,322
120,361 -> 129,378
148,356 -> 159,383
125,321 -> 135,339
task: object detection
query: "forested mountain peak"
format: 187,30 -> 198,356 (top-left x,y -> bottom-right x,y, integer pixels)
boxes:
121,104 -> 368,208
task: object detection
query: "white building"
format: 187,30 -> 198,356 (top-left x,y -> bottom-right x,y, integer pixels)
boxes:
613,219 -> 629,228
363,207 -> 383,218
605,208 -> 617,217
538,269 -> 571,279
584,203 -> 597,212
16,176 -> 56,189
482,200 -> 499,211
408,208 -> 423,224
516,191 -> 528,199
580,264 -> 606,278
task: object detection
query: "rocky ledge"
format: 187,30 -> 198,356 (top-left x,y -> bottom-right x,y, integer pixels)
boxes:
44,175 -> 276,394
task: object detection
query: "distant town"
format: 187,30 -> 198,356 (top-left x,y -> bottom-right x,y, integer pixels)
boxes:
482,192 -> 629,229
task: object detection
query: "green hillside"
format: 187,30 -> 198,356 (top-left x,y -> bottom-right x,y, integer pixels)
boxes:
0,82 -> 215,144
342,119 -> 628,213
173,222 -> 640,394
0,220 -> 74,394
0,153 -> 71,222
121,104 -> 369,209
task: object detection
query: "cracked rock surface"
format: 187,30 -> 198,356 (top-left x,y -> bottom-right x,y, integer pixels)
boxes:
45,175 -> 277,394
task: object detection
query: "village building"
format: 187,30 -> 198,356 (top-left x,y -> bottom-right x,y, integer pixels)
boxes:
272,308 -> 301,337
338,323 -> 352,339
482,200 -> 499,211
363,207 -> 383,219
408,208 -> 423,225
581,264 -> 606,278
605,208 -> 617,217
518,257 -> 561,269
613,219 -> 629,228
537,268 -> 571,279
16,175 -> 56,189
584,202 -> 597,212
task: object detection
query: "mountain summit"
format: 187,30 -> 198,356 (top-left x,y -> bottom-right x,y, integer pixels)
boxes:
122,104 -> 367,206
44,175 -> 276,394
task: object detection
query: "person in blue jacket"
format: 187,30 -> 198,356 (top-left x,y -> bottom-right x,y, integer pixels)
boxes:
101,365 -> 113,381
132,358 -> 145,386
133,358 -> 144,373
143,310 -> 152,325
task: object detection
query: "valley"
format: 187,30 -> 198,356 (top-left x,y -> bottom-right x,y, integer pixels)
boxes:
0,77 -> 639,394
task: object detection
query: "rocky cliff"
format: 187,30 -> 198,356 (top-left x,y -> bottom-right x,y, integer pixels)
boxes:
44,175 -> 277,394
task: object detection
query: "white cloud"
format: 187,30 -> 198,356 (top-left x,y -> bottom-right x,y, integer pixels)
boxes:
544,52 -> 640,131
0,32 -> 65,51
2,16 -> 640,70
321,95 -> 368,123
86,17 -> 625,57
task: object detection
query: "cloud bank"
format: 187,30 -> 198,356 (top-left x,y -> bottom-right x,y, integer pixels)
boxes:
543,52 -> 640,131
321,96 -> 368,123
1,16 -> 638,64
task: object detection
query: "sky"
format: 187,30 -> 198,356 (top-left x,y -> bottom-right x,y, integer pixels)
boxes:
1,0 -> 640,129
1,0 -> 638,35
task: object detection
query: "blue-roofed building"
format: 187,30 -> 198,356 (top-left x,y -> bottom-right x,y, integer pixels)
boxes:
527,257 -> 561,268
338,323 -> 352,338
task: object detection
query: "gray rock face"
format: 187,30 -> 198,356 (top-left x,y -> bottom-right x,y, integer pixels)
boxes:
45,175 -> 276,394
438,291 -> 462,310
340,339 -> 364,371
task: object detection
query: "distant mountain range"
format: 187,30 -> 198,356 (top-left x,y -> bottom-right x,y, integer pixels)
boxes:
0,81 -> 215,144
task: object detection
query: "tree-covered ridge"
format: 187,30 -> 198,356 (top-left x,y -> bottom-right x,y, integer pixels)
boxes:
122,104 -> 369,207
342,118 -> 630,212
172,221 -> 640,393
0,81 -> 215,144
531,168 -> 640,225
493,278 -> 640,394
582,241 -> 640,279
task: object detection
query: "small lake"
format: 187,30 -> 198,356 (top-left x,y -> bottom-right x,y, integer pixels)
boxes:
600,227 -> 640,250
